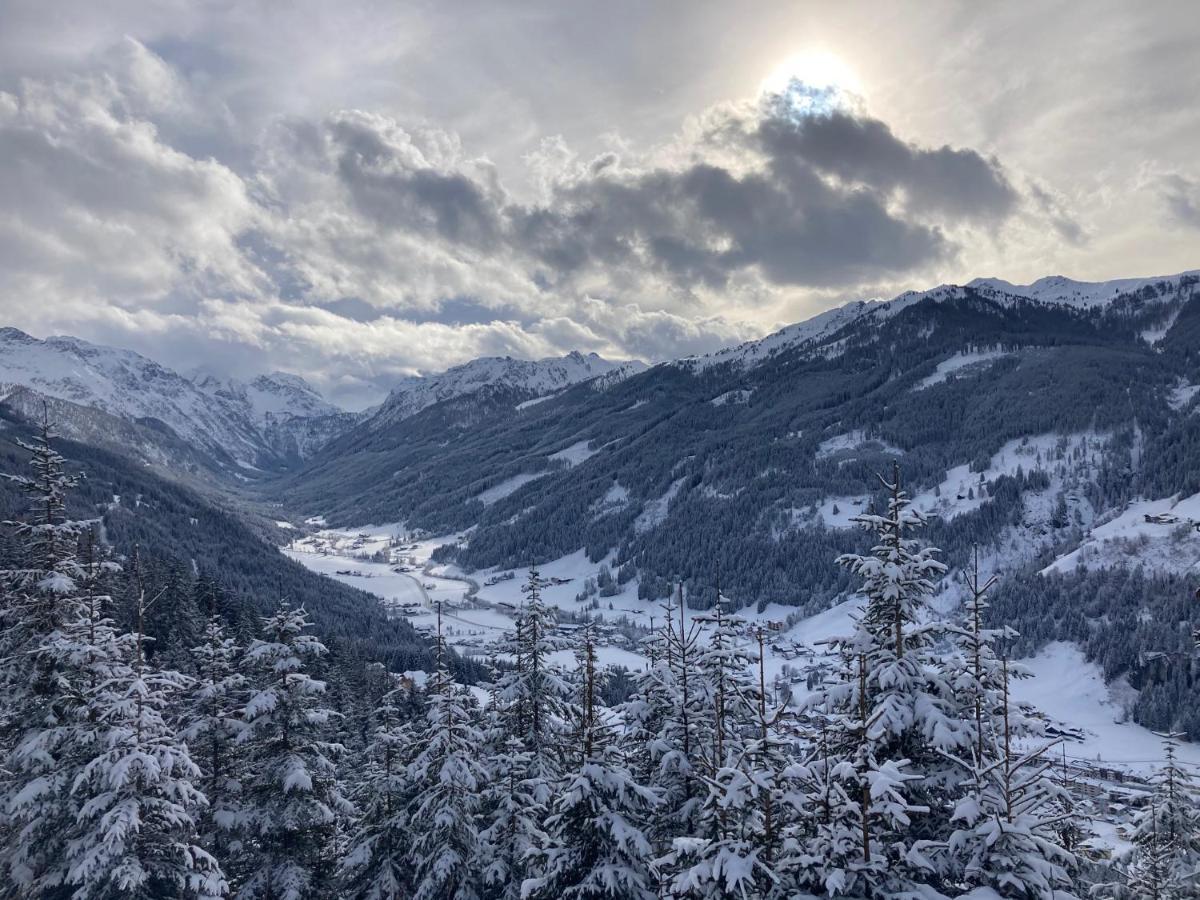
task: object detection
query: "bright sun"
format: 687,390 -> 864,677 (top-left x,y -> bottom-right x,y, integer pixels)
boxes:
761,49 -> 862,97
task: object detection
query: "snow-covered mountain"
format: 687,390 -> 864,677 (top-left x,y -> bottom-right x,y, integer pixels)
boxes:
686,269 -> 1199,370
193,372 -> 357,460
0,327 -> 271,469
0,328 -> 649,472
0,328 -> 351,471
367,350 -> 647,429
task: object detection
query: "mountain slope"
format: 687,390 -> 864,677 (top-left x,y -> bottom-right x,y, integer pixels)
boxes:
0,328 -> 352,472
367,350 -> 647,429
282,271 -> 1199,596
275,269 -> 1200,738
193,371 -> 357,461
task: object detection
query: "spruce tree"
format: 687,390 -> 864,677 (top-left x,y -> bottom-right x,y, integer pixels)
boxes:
494,566 -> 574,799
182,614 -> 249,858
942,549 -> 1079,898
479,659 -> 549,900
943,657 -> 1077,899
0,419 -> 110,893
525,623 -> 659,900
654,585 -> 713,850
662,602 -> 781,898
63,557 -> 226,899
795,465 -> 962,897
233,602 -> 352,900
339,669 -> 418,900
1119,736 -> 1200,899
402,602 -> 487,900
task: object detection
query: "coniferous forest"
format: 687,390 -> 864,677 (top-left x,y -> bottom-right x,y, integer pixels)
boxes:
3,424 -> 1198,900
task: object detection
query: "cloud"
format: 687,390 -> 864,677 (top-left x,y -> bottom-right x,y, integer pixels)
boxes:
1162,173 -> 1200,230
0,28 -> 1052,407
279,86 -> 1012,306
0,45 -> 262,322
756,99 -> 1017,222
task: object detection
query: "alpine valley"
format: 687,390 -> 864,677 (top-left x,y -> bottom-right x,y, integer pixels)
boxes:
4,267 -> 1200,897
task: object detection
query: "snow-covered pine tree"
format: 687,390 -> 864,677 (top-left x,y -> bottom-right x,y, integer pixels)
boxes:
233,601 -> 352,900
479,731 -> 548,900
794,465 -> 962,897
941,549 -> 1079,898
943,656 -> 1077,899
619,600 -> 683,894
494,565 -> 574,800
63,552 -> 226,899
661,598 -> 782,898
1122,809 -> 1178,900
183,611 -> 249,857
402,602 -> 488,900
0,418 -> 113,892
524,622 -> 659,900
339,668 -> 418,900
1117,736 -> 1200,899
654,585 -> 713,849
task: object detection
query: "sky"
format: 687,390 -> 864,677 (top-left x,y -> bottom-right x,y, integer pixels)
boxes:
0,0 -> 1197,408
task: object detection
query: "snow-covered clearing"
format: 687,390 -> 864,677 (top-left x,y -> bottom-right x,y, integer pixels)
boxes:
548,440 -> 597,466
633,477 -> 686,533
914,431 -> 1107,522
915,348 -> 1010,390
1013,642 -> 1200,777
815,430 -> 903,460
1168,381 -> 1200,411
788,495 -> 869,531
710,389 -> 752,406
1043,491 -> 1200,576
591,481 -> 629,515
476,472 -> 545,505
516,392 -> 560,411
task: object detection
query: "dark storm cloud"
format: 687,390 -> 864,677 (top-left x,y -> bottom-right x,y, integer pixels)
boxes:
318,101 -> 1011,295
504,99 -> 1016,288
330,115 -> 504,249
757,109 -> 1018,221
523,158 -> 950,288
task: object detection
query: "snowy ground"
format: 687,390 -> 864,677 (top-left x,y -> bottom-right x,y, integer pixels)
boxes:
1044,491 -> 1200,576
815,430 -> 904,460
913,431 -> 1106,522
915,348 -> 1010,390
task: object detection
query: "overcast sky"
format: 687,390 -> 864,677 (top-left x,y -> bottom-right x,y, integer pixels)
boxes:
1,1 -> 1197,407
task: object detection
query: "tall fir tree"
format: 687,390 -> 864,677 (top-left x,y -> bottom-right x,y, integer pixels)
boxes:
339,668 -> 418,900
62,552 -> 226,899
795,465 -> 963,897
479,661 -> 549,900
0,418 -> 109,893
233,602 -> 352,900
402,602 -> 488,900
662,601 -> 781,898
943,657 -> 1077,899
942,549 -> 1078,898
1116,736 -> 1200,900
182,613 -> 249,858
525,623 -> 659,900
494,566 -> 574,801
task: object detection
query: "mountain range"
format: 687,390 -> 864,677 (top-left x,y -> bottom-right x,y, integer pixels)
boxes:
0,327 -> 641,479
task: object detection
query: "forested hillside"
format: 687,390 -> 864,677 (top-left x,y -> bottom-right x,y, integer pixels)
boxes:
0,406 -> 455,678
6,420 -> 1198,898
